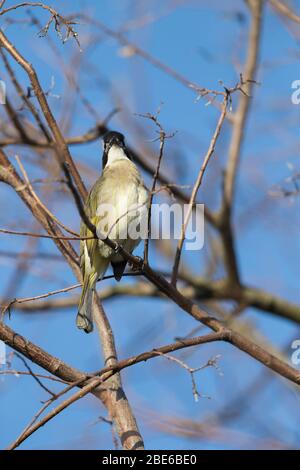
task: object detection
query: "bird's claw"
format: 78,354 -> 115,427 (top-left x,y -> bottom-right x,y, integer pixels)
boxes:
114,244 -> 121,254
130,255 -> 146,272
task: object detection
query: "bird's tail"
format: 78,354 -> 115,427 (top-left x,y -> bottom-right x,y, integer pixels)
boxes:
77,255 -> 109,333
76,272 -> 97,333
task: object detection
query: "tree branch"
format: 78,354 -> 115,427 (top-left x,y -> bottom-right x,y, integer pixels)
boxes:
217,0 -> 263,286
269,0 -> 300,24
171,94 -> 228,285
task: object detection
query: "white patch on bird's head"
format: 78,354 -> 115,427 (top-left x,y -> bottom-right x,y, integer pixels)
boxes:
106,144 -> 129,166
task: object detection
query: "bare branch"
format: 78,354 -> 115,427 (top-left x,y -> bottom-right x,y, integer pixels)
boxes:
269,0 -> 300,24
154,351 -> 222,401
0,2 -> 81,48
0,29 -> 87,202
224,0 -> 263,206
9,278 -> 300,326
137,110 -> 167,265
171,94 -> 228,285
218,0 -> 263,286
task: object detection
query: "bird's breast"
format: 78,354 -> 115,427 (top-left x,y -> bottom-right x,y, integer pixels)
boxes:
97,161 -> 148,258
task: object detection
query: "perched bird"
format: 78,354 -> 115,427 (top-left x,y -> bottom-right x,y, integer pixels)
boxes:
77,131 -> 148,333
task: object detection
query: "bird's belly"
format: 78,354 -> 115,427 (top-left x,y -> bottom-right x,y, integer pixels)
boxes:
98,182 -> 148,260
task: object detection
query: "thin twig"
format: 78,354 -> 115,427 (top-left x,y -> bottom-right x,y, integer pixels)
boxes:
0,228 -> 93,241
154,351 -> 222,401
15,155 -> 79,237
0,29 -> 87,202
171,93 -> 229,286
14,353 -> 56,397
0,2 -> 81,48
0,370 -> 67,384
218,0 -> 263,286
6,330 -> 223,450
269,0 -> 300,24
136,110 -> 168,265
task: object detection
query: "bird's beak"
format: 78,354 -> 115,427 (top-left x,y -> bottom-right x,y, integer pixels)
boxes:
111,137 -> 125,149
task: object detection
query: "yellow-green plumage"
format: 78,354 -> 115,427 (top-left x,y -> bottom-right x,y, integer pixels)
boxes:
77,144 -> 148,333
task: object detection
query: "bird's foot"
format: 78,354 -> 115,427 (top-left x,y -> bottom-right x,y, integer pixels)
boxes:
114,243 -> 121,254
130,256 -> 145,272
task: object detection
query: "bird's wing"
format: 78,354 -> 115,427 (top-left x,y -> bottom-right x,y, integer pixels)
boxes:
80,179 -> 104,279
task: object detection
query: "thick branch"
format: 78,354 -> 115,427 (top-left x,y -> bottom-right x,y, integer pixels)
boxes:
0,320 -> 221,449
0,140 -> 143,450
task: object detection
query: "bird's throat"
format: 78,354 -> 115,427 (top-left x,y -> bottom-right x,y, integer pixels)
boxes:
106,145 -> 128,166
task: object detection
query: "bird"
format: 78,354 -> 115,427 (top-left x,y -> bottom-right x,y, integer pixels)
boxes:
77,131 -> 148,333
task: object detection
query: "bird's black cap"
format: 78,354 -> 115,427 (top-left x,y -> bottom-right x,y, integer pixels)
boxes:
103,131 -> 125,147
102,131 -> 131,168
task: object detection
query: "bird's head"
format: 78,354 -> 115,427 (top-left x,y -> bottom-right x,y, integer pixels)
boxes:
103,131 -> 125,151
102,131 -> 131,168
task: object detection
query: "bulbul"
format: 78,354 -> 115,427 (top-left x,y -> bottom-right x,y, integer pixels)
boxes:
77,131 -> 148,333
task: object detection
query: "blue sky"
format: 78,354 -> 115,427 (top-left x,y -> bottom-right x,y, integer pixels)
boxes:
1,0 -> 300,450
